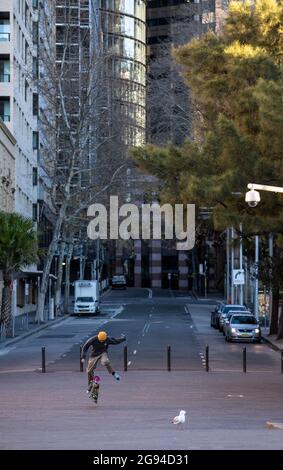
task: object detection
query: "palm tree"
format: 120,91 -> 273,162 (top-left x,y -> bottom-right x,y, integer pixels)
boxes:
0,212 -> 38,338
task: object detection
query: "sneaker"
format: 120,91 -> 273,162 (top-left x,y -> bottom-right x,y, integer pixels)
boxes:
113,372 -> 121,381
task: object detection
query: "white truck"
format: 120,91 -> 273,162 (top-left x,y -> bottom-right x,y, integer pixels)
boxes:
74,280 -> 100,316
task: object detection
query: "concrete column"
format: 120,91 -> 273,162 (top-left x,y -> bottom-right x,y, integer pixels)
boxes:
178,251 -> 188,290
134,239 -> 142,287
150,240 -> 162,288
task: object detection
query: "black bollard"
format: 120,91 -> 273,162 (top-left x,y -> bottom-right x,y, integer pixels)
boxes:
80,346 -> 84,372
167,345 -> 171,372
243,347 -> 247,373
206,345 -> 209,372
42,347 -> 46,373
124,346 -> 128,372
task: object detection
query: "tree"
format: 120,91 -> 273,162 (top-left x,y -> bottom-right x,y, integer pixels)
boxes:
34,3 -> 130,322
0,212 -> 38,338
133,0 -> 283,331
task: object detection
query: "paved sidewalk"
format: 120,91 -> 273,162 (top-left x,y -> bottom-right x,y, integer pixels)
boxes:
0,313 -> 71,349
0,289 -> 111,349
1,370 -> 283,450
263,334 -> 283,352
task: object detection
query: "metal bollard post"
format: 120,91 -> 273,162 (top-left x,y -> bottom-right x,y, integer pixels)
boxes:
206,345 -> 209,372
243,347 -> 247,373
281,352 -> 283,375
80,346 -> 84,372
124,346 -> 128,372
167,345 -> 171,372
42,347 -> 46,373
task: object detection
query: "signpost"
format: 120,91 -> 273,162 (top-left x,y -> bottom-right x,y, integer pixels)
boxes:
233,269 -> 245,286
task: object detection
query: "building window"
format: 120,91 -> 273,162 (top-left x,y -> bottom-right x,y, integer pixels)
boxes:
32,22 -> 38,44
33,93 -> 38,115
25,80 -> 28,101
33,57 -> 38,80
0,13 -> 10,42
0,97 -> 10,122
33,0 -> 38,8
33,131 -> 39,149
0,55 -> 10,82
32,167 -> 38,186
25,40 -> 28,64
32,203 -> 38,222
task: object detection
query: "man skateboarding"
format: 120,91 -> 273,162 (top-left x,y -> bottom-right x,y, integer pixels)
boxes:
81,331 -> 126,389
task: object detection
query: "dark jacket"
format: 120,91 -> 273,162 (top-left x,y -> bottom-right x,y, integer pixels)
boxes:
81,335 -> 126,359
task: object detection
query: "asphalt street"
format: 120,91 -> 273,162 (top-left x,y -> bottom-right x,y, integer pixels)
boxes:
0,288 -> 283,450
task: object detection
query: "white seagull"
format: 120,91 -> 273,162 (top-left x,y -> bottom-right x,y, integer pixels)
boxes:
172,410 -> 186,428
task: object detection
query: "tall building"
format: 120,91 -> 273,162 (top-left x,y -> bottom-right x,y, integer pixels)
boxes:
0,117 -> 16,213
92,1 -> 147,285
0,1 -> 40,316
0,0 -> 39,219
146,0 -> 216,290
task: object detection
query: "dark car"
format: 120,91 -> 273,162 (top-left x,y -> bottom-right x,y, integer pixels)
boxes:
210,302 -> 225,329
111,275 -> 127,290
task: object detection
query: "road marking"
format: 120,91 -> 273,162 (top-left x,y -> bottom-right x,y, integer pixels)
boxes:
138,341 -> 141,345
127,361 -> 132,366
147,289 -> 153,299
0,368 -> 37,374
133,350 -> 137,355
184,306 -> 189,314
0,347 -> 16,356
227,394 -> 244,398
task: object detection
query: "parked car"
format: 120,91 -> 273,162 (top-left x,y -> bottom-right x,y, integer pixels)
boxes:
222,310 -> 250,337
210,302 -> 225,328
218,305 -> 249,332
225,313 -> 261,343
111,275 -> 127,290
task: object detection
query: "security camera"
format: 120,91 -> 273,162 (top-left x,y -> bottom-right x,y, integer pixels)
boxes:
245,189 -> 261,207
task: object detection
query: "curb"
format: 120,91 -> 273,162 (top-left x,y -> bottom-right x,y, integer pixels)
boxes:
0,314 -> 71,349
262,335 -> 283,353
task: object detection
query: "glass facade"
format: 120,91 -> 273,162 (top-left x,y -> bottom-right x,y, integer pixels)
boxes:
98,0 -> 146,146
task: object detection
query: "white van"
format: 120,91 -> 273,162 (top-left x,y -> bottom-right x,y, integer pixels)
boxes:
74,281 -> 100,315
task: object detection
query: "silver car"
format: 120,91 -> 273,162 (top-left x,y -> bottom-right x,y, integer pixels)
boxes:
225,314 -> 261,343
218,305 -> 248,332
222,310 -> 251,336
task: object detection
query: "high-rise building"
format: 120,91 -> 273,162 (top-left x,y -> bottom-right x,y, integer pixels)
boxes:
0,117 -> 16,212
0,0 -> 39,219
92,1 -> 147,285
0,0 -> 40,316
146,0 -> 216,290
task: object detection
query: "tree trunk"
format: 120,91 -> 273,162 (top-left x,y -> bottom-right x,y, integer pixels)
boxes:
36,204 -> 67,323
277,303 -> 283,340
55,239 -> 66,316
64,242 -> 73,315
269,287 -> 279,335
0,280 -> 13,339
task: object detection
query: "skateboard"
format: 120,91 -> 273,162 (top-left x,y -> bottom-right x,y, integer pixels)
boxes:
89,375 -> 101,404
